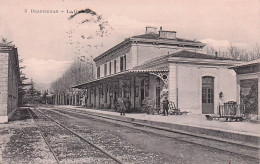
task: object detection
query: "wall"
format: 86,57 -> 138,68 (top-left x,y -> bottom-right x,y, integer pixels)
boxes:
177,64 -> 200,112
133,44 -> 203,67
168,64 -> 177,105
7,51 -> 19,115
95,42 -> 203,79
136,44 -> 178,67
96,46 -> 131,78
169,63 -> 237,114
0,53 -> 9,122
0,49 -> 19,123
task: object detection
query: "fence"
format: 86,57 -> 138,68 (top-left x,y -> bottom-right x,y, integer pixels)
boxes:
218,103 -> 245,118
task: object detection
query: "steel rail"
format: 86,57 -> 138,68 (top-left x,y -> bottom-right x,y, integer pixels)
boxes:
27,108 -> 61,164
45,107 -> 260,161
55,106 -> 260,149
33,108 -> 123,164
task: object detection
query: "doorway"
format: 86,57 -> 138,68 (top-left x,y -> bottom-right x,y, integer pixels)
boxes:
155,77 -> 161,109
93,88 -> 96,107
202,76 -> 214,114
140,79 -> 145,106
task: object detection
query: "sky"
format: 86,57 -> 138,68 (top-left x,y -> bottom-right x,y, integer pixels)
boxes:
0,0 -> 260,88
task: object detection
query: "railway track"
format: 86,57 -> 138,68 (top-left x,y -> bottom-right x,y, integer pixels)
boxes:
28,108 -> 123,164
27,108 -> 60,164
39,106 -> 260,162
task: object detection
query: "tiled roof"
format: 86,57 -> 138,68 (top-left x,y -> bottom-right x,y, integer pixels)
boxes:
170,50 -> 238,61
0,43 -> 15,51
0,43 -> 14,47
134,50 -> 241,70
132,33 -> 202,43
229,58 -> 260,69
94,32 -> 205,62
93,39 -> 130,61
132,33 -> 160,39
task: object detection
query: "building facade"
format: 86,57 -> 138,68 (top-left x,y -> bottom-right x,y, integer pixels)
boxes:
230,59 -> 260,118
0,43 -> 20,123
74,27 -> 242,114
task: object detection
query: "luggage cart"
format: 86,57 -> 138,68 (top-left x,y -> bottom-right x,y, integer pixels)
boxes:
206,101 -> 245,121
168,101 -> 188,115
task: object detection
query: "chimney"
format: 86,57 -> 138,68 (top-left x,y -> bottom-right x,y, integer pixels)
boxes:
145,26 -> 157,34
159,28 -> 177,39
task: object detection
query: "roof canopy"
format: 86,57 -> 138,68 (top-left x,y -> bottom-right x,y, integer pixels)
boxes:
73,69 -> 169,89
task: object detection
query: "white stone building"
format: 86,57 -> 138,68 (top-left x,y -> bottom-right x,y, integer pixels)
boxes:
74,27 -> 242,114
0,43 -> 20,123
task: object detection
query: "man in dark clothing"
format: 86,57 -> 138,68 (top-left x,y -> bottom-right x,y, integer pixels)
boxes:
162,97 -> 169,116
125,97 -> 131,113
118,97 -> 126,116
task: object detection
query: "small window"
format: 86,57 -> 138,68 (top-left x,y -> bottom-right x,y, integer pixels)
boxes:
124,55 -> 126,70
120,56 -> 124,72
114,60 -> 117,73
104,64 -> 107,76
97,67 -> 100,78
109,62 -> 112,75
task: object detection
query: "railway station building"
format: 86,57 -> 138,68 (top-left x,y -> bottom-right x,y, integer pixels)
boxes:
0,43 -> 20,123
74,27 -> 242,114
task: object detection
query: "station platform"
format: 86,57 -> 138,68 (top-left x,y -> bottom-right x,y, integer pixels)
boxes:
57,105 -> 260,147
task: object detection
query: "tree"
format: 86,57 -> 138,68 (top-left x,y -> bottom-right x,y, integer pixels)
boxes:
17,59 -> 33,106
50,8 -> 113,94
1,36 -> 13,45
24,79 -> 41,104
50,57 -> 95,94
204,43 -> 260,61
41,90 -> 49,104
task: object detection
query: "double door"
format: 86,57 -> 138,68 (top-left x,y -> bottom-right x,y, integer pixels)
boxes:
202,77 -> 214,114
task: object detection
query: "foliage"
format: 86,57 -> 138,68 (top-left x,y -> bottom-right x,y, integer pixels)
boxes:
205,44 -> 260,61
41,90 -> 48,104
23,80 -> 41,104
51,8 -> 113,94
50,57 -> 95,93
40,90 -> 54,104
1,36 -> 13,45
17,58 -> 34,106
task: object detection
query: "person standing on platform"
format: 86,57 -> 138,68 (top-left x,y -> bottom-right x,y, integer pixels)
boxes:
125,97 -> 131,113
147,97 -> 153,114
142,98 -> 147,113
162,97 -> 169,116
119,97 -> 126,116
